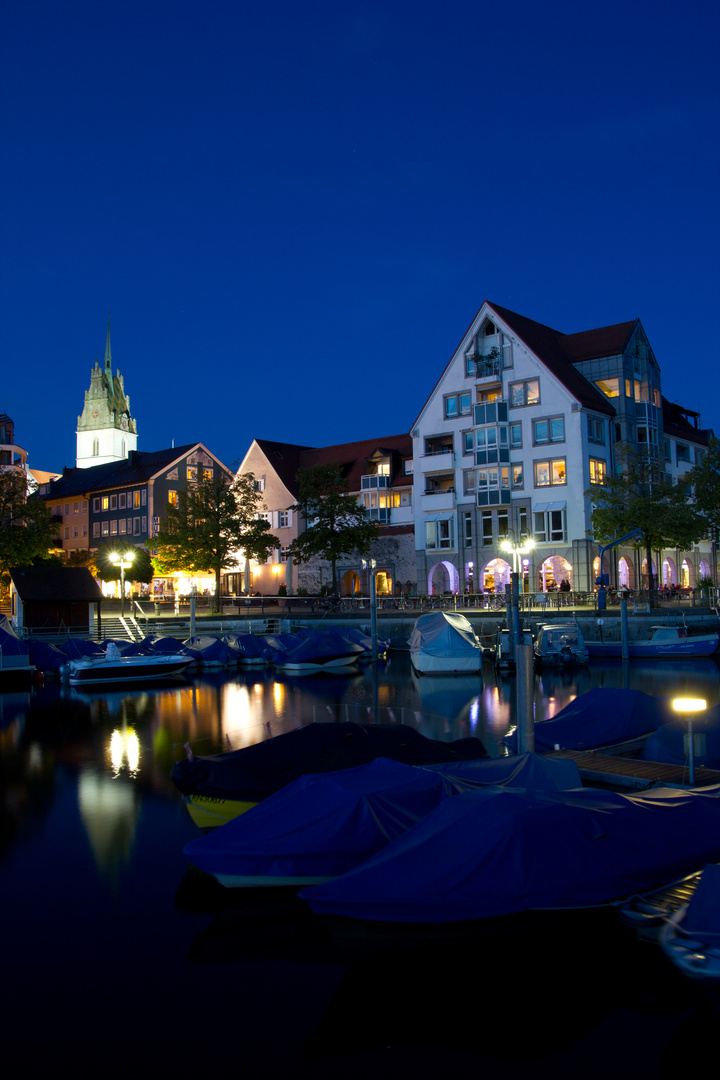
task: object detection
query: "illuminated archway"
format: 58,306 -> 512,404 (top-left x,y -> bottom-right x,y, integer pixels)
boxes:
428,561 -> 459,595
618,557 -> 635,589
341,570 -> 361,596
538,555 -> 572,592
662,557 -> 676,587
482,557 -> 511,594
700,559 -> 711,581
681,559 -> 695,588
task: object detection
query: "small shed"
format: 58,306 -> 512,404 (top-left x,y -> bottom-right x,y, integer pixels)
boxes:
9,567 -> 103,636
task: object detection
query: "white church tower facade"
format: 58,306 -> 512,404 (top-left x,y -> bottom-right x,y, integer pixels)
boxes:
76,320 -> 138,468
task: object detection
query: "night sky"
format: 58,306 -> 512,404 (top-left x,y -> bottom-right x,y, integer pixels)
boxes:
2,0 -> 718,474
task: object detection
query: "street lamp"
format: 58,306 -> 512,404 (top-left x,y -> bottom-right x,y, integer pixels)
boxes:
111,550 -> 135,617
501,535 -> 535,575
672,697 -> 707,786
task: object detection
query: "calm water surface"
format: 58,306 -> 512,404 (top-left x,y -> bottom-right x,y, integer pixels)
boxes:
2,651 -> 720,1079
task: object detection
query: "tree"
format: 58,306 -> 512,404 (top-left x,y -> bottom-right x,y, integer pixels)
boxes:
289,463 -> 381,593
153,471 -> 278,609
688,436 -> 720,534
586,448 -> 706,593
94,542 -> 155,586
0,470 -> 55,578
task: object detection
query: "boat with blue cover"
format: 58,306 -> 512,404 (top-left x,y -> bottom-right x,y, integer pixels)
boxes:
172,720 -> 488,828
183,753 -> 582,887
409,611 -> 483,675
660,862 -> 720,990
300,782 -> 720,925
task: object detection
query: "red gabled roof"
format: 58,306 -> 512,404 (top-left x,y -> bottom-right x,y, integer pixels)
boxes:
252,434 -> 413,500
487,303 -> 626,416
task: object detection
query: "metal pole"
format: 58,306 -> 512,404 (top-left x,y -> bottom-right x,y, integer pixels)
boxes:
516,641 -> 534,753
370,569 -> 378,663
620,598 -> 629,660
120,565 -> 125,617
190,595 -> 196,637
687,716 -> 695,786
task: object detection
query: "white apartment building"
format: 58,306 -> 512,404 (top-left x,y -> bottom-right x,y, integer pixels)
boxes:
411,301 -> 714,595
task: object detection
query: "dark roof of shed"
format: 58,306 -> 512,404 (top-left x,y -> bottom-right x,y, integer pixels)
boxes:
662,398 -> 713,446
9,566 -> 104,602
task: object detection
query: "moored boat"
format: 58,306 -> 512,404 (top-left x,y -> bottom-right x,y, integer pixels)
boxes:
300,783 -> 720,925
182,753 -> 582,888
172,720 -> 488,828
585,624 -> 719,659
533,623 -> 588,667
61,642 -> 194,685
408,611 -> 483,675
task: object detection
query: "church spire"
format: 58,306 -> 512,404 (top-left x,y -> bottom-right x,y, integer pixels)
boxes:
104,313 -> 112,374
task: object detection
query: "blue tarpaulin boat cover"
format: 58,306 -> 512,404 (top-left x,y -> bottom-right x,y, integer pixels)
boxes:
184,759 -> 456,881
504,688 -> 676,754
301,783 -> 720,923
271,627 -> 366,666
171,721 -> 487,801
408,611 -> 482,673
184,753 -> 582,884
0,615 -> 26,655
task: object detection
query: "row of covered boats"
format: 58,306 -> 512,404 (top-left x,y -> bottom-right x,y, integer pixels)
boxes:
173,695 -> 720,991
32,625 -> 389,685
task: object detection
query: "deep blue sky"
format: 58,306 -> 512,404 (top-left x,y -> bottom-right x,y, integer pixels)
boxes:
2,0 -> 718,473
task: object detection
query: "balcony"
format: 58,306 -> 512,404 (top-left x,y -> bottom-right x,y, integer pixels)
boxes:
422,441 -> 454,472
361,474 -> 390,490
421,488 -> 456,512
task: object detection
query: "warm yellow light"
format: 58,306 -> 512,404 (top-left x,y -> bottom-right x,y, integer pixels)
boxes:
672,698 -> 707,714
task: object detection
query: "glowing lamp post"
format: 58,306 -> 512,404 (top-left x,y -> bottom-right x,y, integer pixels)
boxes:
501,536 -> 535,578
672,697 -> 707,786
111,550 -> 135,617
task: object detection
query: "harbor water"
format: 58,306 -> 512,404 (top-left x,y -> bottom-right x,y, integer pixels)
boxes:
2,650 -> 720,1079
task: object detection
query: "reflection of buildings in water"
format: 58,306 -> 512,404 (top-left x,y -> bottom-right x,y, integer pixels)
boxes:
77,764 -> 140,881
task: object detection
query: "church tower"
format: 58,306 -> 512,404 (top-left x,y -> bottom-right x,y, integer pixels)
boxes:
76,320 -> 138,468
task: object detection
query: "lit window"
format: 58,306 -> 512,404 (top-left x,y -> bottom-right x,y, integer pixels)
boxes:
509,379 -> 540,407
102,496 -> 109,511
589,458 -> 607,485
512,465 -> 524,488
134,491 -> 141,508
534,459 -> 566,486
187,467 -> 197,482
595,378 -> 620,397
168,491 -> 178,507
204,469 -> 213,482
101,521 -> 109,536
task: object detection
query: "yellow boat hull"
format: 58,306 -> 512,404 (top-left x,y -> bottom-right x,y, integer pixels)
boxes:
183,794 -> 258,828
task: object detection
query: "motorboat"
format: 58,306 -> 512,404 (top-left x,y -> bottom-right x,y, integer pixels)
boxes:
61,642 -> 195,686
660,863 -> 720,989
301,782 -> 720,925
495,627 -> 534,671
533,623 -> 588,667
172,720 -> 488,828
182,753 -> 582,888
585,624 -> 718,659
408,611 -> 483,675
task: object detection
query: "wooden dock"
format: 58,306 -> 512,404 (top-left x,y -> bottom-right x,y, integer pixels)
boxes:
546,748 -> 720,790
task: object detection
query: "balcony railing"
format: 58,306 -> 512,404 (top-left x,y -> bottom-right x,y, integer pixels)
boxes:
361,474 -> 390,490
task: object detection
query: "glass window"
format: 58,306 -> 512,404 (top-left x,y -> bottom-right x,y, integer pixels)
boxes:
510,423 -> 522,448
134,491 -> 141,508
677,444 -> 690,462
509,379 -> 540,407
187,466 -> 197,481
463,511 -> 473,548
119,519 -> 127,535
588,417 -> 605,444
533,417 -> 564,445
482,511 -> 493,547
512,464 -> 524,488
119,493 -> 126,509
110,494 -> 117,510
110,521 -> 117,535
92,523 -> 100,537
93,498 -> 100,512
534,459 -> 566,486
444,392 -> 471,419
101,521 -> 109,536
589,458 -> 607,485
464,470 -> 477,494
595,378 -> 620,397
133,517 -> 141,535
101,496 -> 109,511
